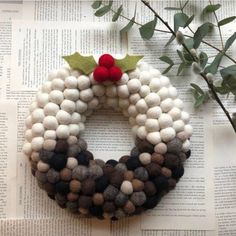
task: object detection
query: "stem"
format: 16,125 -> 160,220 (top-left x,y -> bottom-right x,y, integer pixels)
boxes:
141,0 -> 236,133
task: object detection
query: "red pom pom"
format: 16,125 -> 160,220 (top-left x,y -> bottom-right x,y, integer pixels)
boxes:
109,66 -> 123,82
98,54 -> 115,68
93,66 -> 110,82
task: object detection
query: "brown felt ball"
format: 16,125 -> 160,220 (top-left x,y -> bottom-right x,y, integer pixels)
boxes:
110,170 -> 124,188
93,193 -> 104,206
60,168 -> 72,181
43,182 -> 55,195
102,164 -> 115,178
55,139 -> 68,153
81,178 -> 96,195
161,167 -> 172,178
145,163 -> 162,177
69,179 -> 81,193
164,153 -> 180,169
130,191 -> 146,206
124,171 -> 134,181
123,200 -> 135,214
132,179 -> 144,191
144,181 -> 157,196
67,192 -> 79,201
103,201 -> 116,213
119,155 -> 130,163
135,138 -> 154,153
78,195 -> 92,209
151,153 -> 164,165
168,178 -> 177,190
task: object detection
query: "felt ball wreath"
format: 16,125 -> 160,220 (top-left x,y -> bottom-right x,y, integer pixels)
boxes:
23,53 -> 193,220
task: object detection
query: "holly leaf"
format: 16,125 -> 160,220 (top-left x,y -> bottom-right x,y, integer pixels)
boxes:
62,52 -> 97,75
115,54 -> 143,72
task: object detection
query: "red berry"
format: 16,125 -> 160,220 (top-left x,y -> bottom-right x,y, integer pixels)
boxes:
98,54 -> 115,68
93,66 -> 110,82
109,66 -> 123,82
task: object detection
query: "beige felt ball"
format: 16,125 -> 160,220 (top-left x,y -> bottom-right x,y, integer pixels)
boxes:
145,119 -> 160,132
120,180 -> 133,195
158,113 -> 173,129
43,116 -> 58,130
184,124 -> 193,138
56,68 -> 70,80
139,85 -> 150,98
49,90 -> 64,104
119,98 -> 130,109
65,76 -> 77,89
136,114 -> 147,126
150,68 -> 161,78
56,110 -> 71,125
106,85 -> 117,97
25,129 -> 33,142
173,98 -> 184,109
69,124 -> 80,136
128,105 -> 138,117
61,99 -> 76,114
137,126 -> 147,139
88,98 -> 99,110
56,125 -> 70,139
157,87 -> 169,100
135,99 -> 148,114
147,132 -> 161,145
181,111 -> 190,123
31,137 -> 44,151
51,78 -> 65,91
128,68 -> 140,79
41,81 -> 52,93
32,123 -> 45,137
31,108 -> 45,123
139,71 -> 151,85
22,142 -> 32,156
44,130 -> 56,140
117,85 -> 129,98
29,102 -> 38,113
160,98 -> 174,112
160,127 -> 176,142
139,152 -> 151,165
154,142 -> 167,154
160,75 -> 170,87
116,73 -> 129,85
25,116 -> 33,129
43,139 -> 56,151
71,112 -> 81,124
149,78 -> 161,92
173,120 -> 185,132
129,117 -> 136,126
44,102 -> 60,116
168,107 -> 181,121
36,93 -> 49,108
182,139 -> 190,152
47,69 -> 58,81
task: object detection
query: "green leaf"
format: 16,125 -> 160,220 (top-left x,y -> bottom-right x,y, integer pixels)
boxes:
184,38 -> 194,49
91,0 -> 102,9
218,16 -> 236,26
112,5 -> 123,22
190,83 -> 204,95
184,15 -> 194,28
164,7 -> 181,10
202,4 -> 221,14
199,51 -> 208,69
214,85 -> 230,94
94,5 -> 111,17
225,32 -> 236,51
165,35 -> 175,47
194,95 -> 206,108
177,63 -> 186,75
115,54 -> 143,72
204,52 -> 223,74
220,65 -> 236,95
120,17 -> 135,33
139,17 -> 157,40
193,22 -> 213,48
174,12 -> 189,32
62,52 -> 97,75
177,50 -> 185,62
159,56 -> 174,65
108,0 -> 113,7
163,64 -> 174,74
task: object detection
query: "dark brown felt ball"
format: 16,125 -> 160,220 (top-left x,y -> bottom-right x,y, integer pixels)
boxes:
110,170 -> 124,188
81,178 -> 96,195
123,200 -> 135,214
102,164 -> 115,178
151,153 -> 164,165
55,139 -> 68,153
135,138 -> 154,153
164,153 -> 180,169
103,201 -> 116,213
144,181 -> 157,196
161,167 -> 172,178
168,178 -> 177,189
132,179 -> 144,191
119,155 -> 130,163
69,179 -> 81,193
93,193 -> 104,205
124,171 -> 134,181
78,195 -> 92,209
43,182 -> 56,195
60,168 -> 72,181
67,192 -> 79,201
145,163 -> 162,178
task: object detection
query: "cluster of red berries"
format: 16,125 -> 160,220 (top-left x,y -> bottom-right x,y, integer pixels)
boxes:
93,54 -> 123,83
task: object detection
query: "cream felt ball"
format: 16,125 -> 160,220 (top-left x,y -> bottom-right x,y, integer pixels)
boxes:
56,110 -> 71,125
147,132 -> 161,145
145,93 -> 160,107
56,125 -> 70,139
63,89 -> 80,101
60,99 -> 76,114
139,85 -> 150,98
128,105 -> 138,117
139,71 -> 151,85
51,78 -> 65,91
49,90 -> 64,104
127,78 -> 141,93
168,107 -> 181,121
43,116 -> 58,130
79,88 -> 94,102
137,126 -> 147,139
136,99 -> 148,114
76,100 -> 88,113
65,76 -> 78,89
117,85 -> 129,98
36,93 -> 49,108
32,123 -> 45,137
56,68 -> 70,80
31,108 -> 45,123
44,102 -> 60,116
147,106 -> 162,119
136,114 -> 147,126
160,98 -> 174,112
158,113 -> 173,129
129,93 -> 141,105
149,78 -> 161,92
77,75 -> 90,90
160,127 -> 176,142
44,130 -> 56,140
145,119 -> 159,132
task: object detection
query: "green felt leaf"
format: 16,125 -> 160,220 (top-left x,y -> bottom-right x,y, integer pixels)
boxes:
164,7 -> 181,10
112,5 -> 123,22
120,17 -> 135,33
193,22 -> 213,48
94,4 -> 111,17
115,54 -> 143,72
139,17 -> 157,40
202,4 -> 221,14
62,52 -> 97,75
159,56 -> 174,65
225,32 -> 236,51
190,83 -> 204,95
204,52 -> 223,74
162,64 -> 174,74
177,63 -> 186,75
91,0 -> 102,9
174,12 -> 189,32
199,51 -> 208,69
218,16 -> 236,26
165,35 -> 175,47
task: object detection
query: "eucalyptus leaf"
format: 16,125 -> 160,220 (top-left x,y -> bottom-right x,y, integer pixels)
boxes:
194,95 -> 206,107
159,56 -> 174,65
220,65 -> 236,79
202,4 -> 221,15
94,5 -> 111,17
182,0 -> 190,10
115,54 -> 143,72
177,63 -> 186,75
163,64 -> 174,74
165,35 -> 175,47
177,50 -> 185,62
112,5 -> 123,22
184,38 -> 194,49
184,15 -> 194,28
214,85 -> 230,94
225,32 -> 236,51
204,52 -> 223,74
139,17 -> 157,40
199,51 -> 208,69
218,16 -> 236,26
190,83 -> 204,95
120,17 -> 135,33
174,12 -> 189,32
91,0 -> 102,9
193,22 -> 213,48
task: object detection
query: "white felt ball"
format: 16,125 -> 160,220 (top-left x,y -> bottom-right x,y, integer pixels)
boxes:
128,68 -> 140,79
31,137 -> 44,151
47,69 -> 58,81
77,75 -> 91,90
150,68 -> 161,78
139,153 -> 151,165
135,99 -> 148,114
173,98 -> 184,109
116,73 -> 129,85
118,98 -> 129,110
147,106 -> 162,119
182,139 -> 190,152
79,88 -> 93,102
43,139 -> 56,151
31,108 -> 45,123
168,107 -> 181,121
25,116 -> 33,128
128,105 -> 138,117
37,160 -> 50,172
66,157 -> 78,169
145,93 -> 160,107
145,119 -> 160,132
106,85 -> 117,97
137,126 -> 147,139
79,123 -> 85,132
158,113 -> 173,129
181,111 -> 190,123
22,142 -> 32,155
129,117 -> 136,126
88,98 -> 99,110
136,114 -> 147,126
160,98 -> 174,112
129,93 -> 141,105
120,181 -> 133,195
32,123 -> 44,137
107,97 -> 118,108
92,85 -> 105,97
158,87 -> 169,100
43,116 -> 58,130
168,86 -> 178,99
127,79 -> 141,93
154,142 -> 167,154
139,71 -> 151,85
51,78 -> 65,91
44,130 -> 56,140
147,132 -> 161,145
71,112 -> 81,124
29,102 -> 38,113
117,85 -> 129,98
44,102 -> 59,116
69,124 -> 80,136
139,85 -> 150,98
65,76 -> 77,89
31,152 -> 40,162
76,100 -> 88,113
61,99 -> 76,114
138,62 -> 150,71
56,125 -> 70,139
49,90 -> 64,104
56,68 -> 70,80
67,136 -> 78,145
89,72 -> 98,85
63,89 -> 80,101
25,129 -> 33,142
149,78 -> 161,92
56,110 -> 71,125
173,120 -> 185,132
160,127 -> 176,142
71,70 -> 81,78
160,75 -> 170,87
184,124 -> 193,137
41,81 -> 52,93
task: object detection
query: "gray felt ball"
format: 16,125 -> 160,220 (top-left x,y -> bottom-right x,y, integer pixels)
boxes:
130,147 -> 140,157
39,150 -> 54,163
115,191 -> 128,207
103,185 -> 119,201
67,144 -> 81,157
115,208 -> 126,219
35,170 -> 48,183
166,138 -> 183,153
88,165 -> 103,179
115,163 -> 128,173
130,191 -> 146,206
95,159 -> 105,168
134,167 -> 149,181
47,168 -> 60,184
78,138 -> 87,151
72,165 -> 88,181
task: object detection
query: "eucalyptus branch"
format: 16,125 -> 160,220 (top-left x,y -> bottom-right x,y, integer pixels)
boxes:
141,0 -> 236,133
